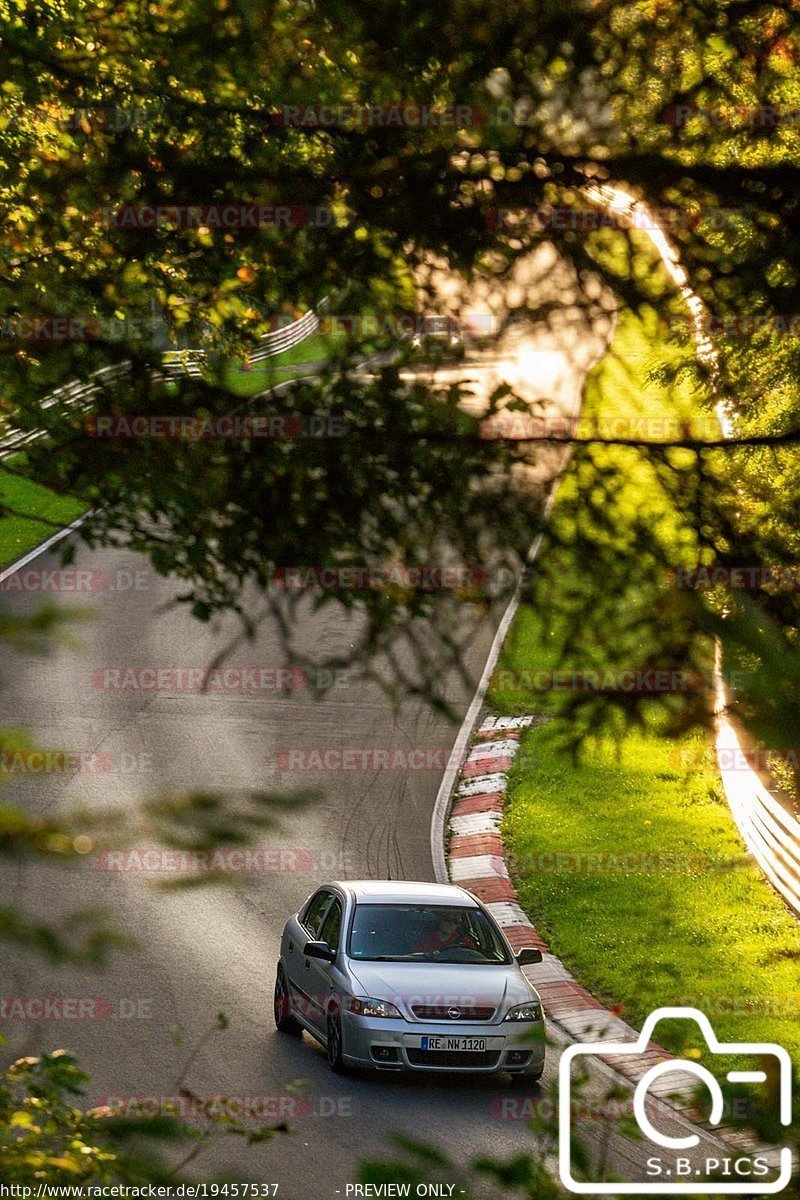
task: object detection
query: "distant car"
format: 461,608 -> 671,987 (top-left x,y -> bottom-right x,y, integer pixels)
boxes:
408,315 -> 465,358
274,880 -> 545,1078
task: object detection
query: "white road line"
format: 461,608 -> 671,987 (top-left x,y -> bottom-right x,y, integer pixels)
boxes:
430,317 -> 615,882
0,511 -> 91,584
430,535 -> 545,883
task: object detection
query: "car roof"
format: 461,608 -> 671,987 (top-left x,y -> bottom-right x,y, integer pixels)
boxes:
335,880 -> 478,906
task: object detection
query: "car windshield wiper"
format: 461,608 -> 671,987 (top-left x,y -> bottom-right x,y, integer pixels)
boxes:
354,953 -> 428,961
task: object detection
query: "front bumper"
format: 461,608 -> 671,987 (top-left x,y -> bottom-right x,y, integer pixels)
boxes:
341,1012 -> 545,1074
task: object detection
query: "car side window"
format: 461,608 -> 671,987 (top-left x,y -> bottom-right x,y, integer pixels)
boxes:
303,890 -> 333,939
319,898 -> 343,951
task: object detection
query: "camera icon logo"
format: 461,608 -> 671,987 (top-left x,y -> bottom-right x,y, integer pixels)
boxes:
559,1006 -> 792,1194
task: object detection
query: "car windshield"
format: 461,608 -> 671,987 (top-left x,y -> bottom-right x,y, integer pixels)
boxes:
423,316 -> 456,334
348,903 -> 510,964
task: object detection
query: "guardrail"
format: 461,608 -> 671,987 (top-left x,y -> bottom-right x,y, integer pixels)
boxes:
0,301 -> 328,459
714,653 -> 800,916
597,187 -> 800,919
162,299 -> 329,378
0,363 -> 130,461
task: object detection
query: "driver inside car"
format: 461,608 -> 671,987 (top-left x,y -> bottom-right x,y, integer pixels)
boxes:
415,911 -> 479,954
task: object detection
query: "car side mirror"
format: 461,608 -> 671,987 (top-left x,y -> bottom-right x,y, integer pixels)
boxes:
304,940 -> 336,963
516,947 -> 543,966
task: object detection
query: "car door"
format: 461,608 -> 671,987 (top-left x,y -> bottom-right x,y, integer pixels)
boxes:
304,895 -> 344,1037
285,888 -> 335,1030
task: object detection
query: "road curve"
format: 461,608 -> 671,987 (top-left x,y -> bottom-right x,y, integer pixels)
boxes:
0,253 -> 626,1198
0,543 -> 558,1197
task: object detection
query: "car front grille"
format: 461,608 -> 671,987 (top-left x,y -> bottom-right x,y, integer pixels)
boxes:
406,1049 -> 502,1068
410,1005 -> 495,1021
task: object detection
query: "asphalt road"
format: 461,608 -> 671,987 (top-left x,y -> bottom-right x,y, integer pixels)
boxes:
1,252 -> 743,1197
0,556 -> 747,1200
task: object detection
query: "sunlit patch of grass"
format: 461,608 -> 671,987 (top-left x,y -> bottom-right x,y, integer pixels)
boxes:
503,720 -> 800,1068
0,456 -> 85,569
492,307 -> 800,1068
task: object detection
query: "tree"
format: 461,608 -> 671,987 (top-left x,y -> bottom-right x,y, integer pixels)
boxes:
1,0 -> 797,742
1,0 -> 800,1184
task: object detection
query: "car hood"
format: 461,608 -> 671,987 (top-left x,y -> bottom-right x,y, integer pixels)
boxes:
346,960 -> 539,1019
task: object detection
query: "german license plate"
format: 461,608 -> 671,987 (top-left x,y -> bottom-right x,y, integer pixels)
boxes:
420,1036 -> 487,1052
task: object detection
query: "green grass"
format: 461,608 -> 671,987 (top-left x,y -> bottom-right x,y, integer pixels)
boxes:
0,456 -> 85,569
217,330 -> 350,397
216,320 -> 398,398
492,307 -> 800,1069
504,723 -> 800,1067
0,320 -> 371,557
490,305 -> 710,716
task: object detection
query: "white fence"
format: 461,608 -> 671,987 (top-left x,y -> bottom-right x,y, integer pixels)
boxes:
0,301 -> 328,459
0,363 -> 130,460
714,654 -> 800,916
162,300 -> 328,378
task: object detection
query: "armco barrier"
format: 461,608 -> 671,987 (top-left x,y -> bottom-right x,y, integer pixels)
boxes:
714,655 -> 800,916
0,363 -> 130,459
0,300 -> 329,457
162,300 -> 329,378
584,188 -> 798,920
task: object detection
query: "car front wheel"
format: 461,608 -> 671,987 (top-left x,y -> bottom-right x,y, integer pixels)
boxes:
326,1008 -> 348,1074
273,966 -> 301,1035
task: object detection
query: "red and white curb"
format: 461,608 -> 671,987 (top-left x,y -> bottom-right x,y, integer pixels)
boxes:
448,715 -> 640,1046
446,713 -> 783,1161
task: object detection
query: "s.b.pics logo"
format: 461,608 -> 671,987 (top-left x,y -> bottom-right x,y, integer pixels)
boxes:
559,1007 -> 792,1194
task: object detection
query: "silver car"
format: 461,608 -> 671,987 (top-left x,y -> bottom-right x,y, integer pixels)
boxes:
409,315 -> 465,358
274,880 -> 545,1078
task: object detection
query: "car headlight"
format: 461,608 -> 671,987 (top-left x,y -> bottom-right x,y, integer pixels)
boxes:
348,996 -> 402,1019
504,1001 -> 542,1022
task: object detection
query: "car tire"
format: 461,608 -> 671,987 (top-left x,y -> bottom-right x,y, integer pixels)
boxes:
326,1008 -> 348,1074
273,966 -> 301,1035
